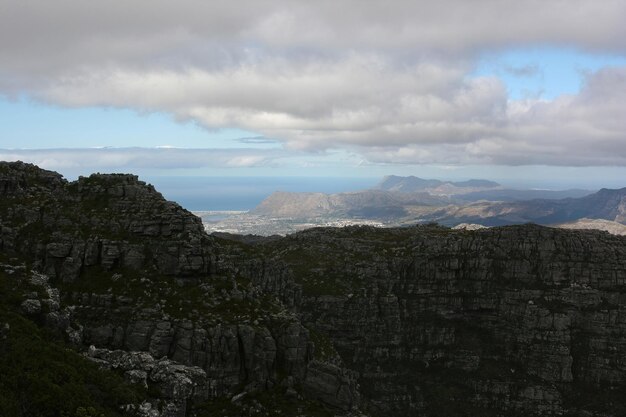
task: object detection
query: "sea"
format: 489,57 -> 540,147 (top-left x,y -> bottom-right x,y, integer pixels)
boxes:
144,176 -> 378,211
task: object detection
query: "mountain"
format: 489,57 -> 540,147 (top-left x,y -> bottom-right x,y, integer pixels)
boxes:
251,189 -> 448,219
3,161 -> 626,416
377,175 -> 594,202
249,178 -> 616,231
376,175 -> 500,194
425,187 -> 626,226
455,188 -> 594,202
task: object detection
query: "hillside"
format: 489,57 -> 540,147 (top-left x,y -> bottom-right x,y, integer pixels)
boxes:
2,161 -> 626,416
251,189 -> 447,219
424,187 -> 626,226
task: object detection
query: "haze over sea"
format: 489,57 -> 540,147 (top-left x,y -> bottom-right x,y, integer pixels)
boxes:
146,176 -> 378,211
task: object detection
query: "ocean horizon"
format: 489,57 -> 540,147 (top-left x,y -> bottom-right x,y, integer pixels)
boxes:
145,176 -> 379,211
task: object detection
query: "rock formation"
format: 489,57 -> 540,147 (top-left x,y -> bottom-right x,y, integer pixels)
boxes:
2,161 -> 626,416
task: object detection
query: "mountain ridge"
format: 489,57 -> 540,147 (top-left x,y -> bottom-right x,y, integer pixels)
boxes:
376,174 -> 501,192
248,176 -> 613,229
424,186 -> 626,226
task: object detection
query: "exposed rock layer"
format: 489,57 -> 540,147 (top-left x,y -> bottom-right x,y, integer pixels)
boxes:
261,225 -> 626,415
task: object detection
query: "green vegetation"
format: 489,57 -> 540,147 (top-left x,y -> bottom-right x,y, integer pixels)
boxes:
58,265 -> 282,324
0,268 -> 146,417
253,224 -> 463,297
0,313 -> 145,417
308,328 -> 339,361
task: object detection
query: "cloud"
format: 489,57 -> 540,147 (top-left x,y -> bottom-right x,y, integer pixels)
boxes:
2,1 -> 625,75
237,136 -> 279,145
1,1 -> 626,167
0,148 -> 285,170
503,64 -> 540,78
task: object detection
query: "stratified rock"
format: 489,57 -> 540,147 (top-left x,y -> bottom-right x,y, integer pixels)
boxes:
303,360 -> 360,410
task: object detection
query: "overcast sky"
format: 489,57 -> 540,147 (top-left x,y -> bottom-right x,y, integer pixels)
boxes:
1,0 -> 626,187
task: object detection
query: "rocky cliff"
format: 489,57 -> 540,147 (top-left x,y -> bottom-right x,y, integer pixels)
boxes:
0,161 -> 359,417
2,161 -> 626,417
258,225 -> 626,416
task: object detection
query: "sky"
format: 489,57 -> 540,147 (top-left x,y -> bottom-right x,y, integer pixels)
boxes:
1,0 -> 626,189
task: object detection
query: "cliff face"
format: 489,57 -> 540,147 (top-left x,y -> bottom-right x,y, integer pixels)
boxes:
260,225 -> 626,416
0,161 -> 214,278
2,161 -> 626,417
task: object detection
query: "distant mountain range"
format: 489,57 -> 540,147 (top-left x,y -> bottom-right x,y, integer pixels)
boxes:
417,187 -> 626,226
252,175 -> 502,219
376,175 -> 592,201
250,175 -> 626,229
376,175 -> 501,195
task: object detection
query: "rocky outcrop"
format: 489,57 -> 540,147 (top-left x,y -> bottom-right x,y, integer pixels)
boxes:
0,162 -> 362,415
87,346 -> 208,417
0,160 -> 65,196
0,162 -> 216,282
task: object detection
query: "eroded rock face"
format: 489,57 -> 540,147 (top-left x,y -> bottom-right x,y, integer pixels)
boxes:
0,162 -> 361,415
303,360 -> 360,411
86,346 -> 209,417
0,163 -> 216,281
263,225 -> 626,416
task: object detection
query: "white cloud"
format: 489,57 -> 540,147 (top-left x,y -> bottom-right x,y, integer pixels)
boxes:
0,148 -> 284,170
1,1 -> 626,167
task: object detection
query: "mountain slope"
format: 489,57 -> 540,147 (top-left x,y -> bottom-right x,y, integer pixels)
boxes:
455,188 -> 593,202
425,187 -> 626,226
251,189 -> 447,218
